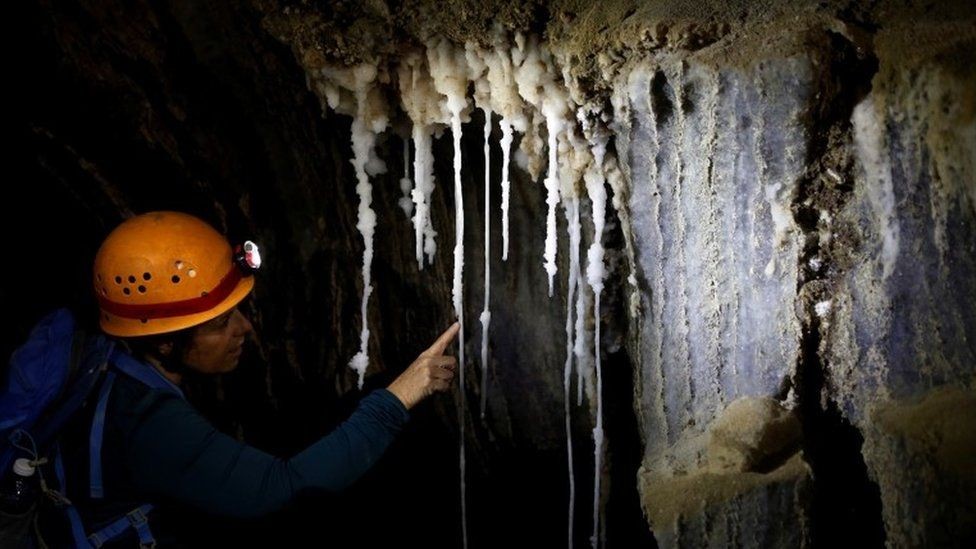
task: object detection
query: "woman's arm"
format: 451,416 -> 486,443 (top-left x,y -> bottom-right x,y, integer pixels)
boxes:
123,323 -> 458,518
124,388 -> 408,518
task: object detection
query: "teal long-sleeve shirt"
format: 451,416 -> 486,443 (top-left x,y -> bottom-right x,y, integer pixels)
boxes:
121,377 -> 410,518
58,366 -> 410,545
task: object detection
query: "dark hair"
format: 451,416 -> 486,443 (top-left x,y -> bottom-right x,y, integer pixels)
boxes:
121,328 -> 196,375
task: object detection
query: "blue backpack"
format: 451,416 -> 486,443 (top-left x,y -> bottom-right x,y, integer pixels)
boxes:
1,308 -> 184,548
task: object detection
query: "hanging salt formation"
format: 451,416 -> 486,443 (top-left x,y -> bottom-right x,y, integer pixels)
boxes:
557,126 -> 593,549
483,41 -> 525,262
500,122 -> 514,261
563,193 -> 581,549
479,109 -> 492,419
398,138 -> 413,218
512,35 -> 569,295
304,31 -> 619,549
466,43 -> 494,420
315,63 -> 389,390
572,132 -> 593,410
585,146 -> 608,549
428,39 -> 472,549
574,257 -> 589,407
398,53 -> 443,269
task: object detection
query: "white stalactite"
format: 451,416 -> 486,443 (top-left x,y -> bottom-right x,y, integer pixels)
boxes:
399,53 -> 444,269
411,124 -> 438,268
585,148 -> 608,549
399,137 -> 414,218
574,269 -> 587,407
451,106 -> 468,549
428,39 -> 471,549
315,63 -> 389,391
563,195 -> 582,549
543,112 -> 564,296
500,120 -> 514,261
480,108 -> 493,419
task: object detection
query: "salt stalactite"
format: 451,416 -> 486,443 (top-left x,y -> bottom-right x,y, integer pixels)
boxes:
428,39 -> 471,549
577,306 -> 585,405
317,63 -> 390,390
398,138 -> 413,218
413,126 -> 437,266
483,39 -> 526,263
398,53 -> 444,269
556,126 -> 594,549
565,130 -> 596,409
479,108 -> 492,419
542,112 -> 566,296
466,43 -> 494,420
584,146 -> 608,549
563,195 -> 581,549
573,272 -> 588,407
512,34 -> 569,295
499,122 -> 514,261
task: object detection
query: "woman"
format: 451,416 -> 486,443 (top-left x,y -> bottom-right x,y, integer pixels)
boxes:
50,211 -> 458,547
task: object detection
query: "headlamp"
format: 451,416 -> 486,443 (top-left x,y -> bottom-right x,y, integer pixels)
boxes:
234,240 -> 262,274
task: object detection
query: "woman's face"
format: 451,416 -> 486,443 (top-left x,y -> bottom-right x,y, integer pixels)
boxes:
182,307 -> 253,374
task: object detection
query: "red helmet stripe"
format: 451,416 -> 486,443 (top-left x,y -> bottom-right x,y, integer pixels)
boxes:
97,267 -> 243,320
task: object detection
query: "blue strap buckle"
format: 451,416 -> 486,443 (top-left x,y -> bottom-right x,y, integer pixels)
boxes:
127,506 -> 149,527
87,503 -> 156,548
127,504 -> 156,548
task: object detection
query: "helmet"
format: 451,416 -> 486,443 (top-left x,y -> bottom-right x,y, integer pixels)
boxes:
93,211 -> 256,337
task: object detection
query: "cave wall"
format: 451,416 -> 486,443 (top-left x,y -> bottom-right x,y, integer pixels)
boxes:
621,48 -> 811,547
826,19 -> 976,547
6,0 -> 975,548
616,7 -> 975,545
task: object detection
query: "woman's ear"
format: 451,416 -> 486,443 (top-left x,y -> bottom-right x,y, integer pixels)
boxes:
156,341 -> 175,357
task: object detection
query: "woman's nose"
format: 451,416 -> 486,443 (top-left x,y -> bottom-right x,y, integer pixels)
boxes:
232,309 -> 254,336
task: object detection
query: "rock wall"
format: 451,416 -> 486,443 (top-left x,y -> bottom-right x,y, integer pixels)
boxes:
825,17 -> 976,547
621,50 -> 811,546
6,0 -> 975,547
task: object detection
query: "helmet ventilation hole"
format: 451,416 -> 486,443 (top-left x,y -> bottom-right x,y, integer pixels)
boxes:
96,274 -> 102,282
115,276 -> 122,284
138,285 -> 147,293
172,275 -> 181,284
175,261 -> 184,270
201,291 -> 208,297
123,287 -> 131,295
143,272 -> 152,281
188,269 -> 197,278
140,319 -> 148,324
128,275 -> 136,283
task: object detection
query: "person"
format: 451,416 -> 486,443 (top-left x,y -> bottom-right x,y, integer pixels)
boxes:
43,211 -> 459,547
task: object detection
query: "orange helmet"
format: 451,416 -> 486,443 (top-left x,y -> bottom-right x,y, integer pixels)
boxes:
93,211 -> 258,337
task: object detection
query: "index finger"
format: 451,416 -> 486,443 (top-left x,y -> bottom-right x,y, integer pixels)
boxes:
423,321 -> 460,356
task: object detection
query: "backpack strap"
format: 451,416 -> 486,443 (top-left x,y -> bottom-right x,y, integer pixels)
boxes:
87,504 -> 156,548
89,371 -> 117,499
88,349 -> 185,502
109,351 -> 185,399
52,443 -> 93,548
28,337 -> 115,458
79,349 -> 180,547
